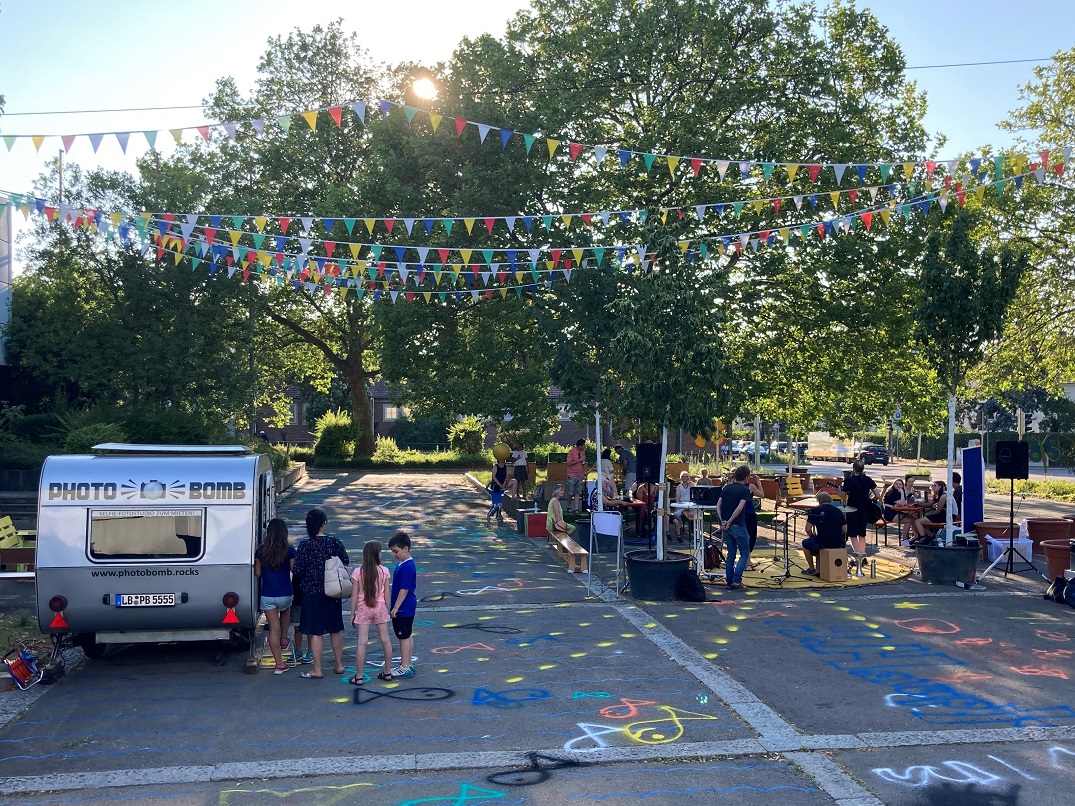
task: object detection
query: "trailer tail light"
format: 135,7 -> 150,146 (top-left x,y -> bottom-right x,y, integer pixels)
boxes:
48,595 -> 69,630
222,592 -> 240,625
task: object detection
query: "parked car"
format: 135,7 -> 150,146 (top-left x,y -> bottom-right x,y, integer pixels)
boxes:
738,441 -> 769,461
855,443 -> 890,465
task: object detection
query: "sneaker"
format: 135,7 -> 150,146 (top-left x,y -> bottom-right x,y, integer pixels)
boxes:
392,665 -> 416,679
273,663 -> 290,675
280,638 -> 291,651
299,651 -> 314,664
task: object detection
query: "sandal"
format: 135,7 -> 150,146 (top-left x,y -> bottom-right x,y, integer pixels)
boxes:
376,670 -> 393,681
333,667 -> 346,675
299,671 -> 324,679
349,674 -> 364,686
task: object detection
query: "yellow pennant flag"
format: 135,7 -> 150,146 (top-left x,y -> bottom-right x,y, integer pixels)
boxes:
31,135 -> 46,151
433,268 -> 443,283
974,186 -> 986,202
779,227 -> 790,243
829,191 -> 841,209
516,271 -> 525,283
545,261 -> 555,271
463,218 -> 476,234
666,156 -> 679,174
1012,155 -> 1027,173
499,288 -> 508,299
170,129 -> 184,145
228,230 -> 242,246
302,111 -> 318,131
752,200 -> 764,215
353,260 -> 367,278
561,214 -> 573,228
428,113 -> 442,133
423,292 -> 432,302
349,243 -> 360,259
787,164 -> 799,182
259,251 -> 273,267
173,251 -> 184,266
547,138 -> 560,158
572,248 -> 584,263
364,219 -> 377,235
660,210 -> 669,224
902,163 -> 914,180
459,248 -> 473,263
879,209 -> 891,226
678,240 -> 690,254
110,212 -> 123,228
254,216 -> 267,232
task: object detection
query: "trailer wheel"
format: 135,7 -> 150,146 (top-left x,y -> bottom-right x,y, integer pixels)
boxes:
77,634 -> 107,659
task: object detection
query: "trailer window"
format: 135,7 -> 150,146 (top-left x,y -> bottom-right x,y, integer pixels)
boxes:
88,509 -> 205,561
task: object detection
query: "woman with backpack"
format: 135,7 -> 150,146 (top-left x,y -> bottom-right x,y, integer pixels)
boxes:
291,508 -> 349,680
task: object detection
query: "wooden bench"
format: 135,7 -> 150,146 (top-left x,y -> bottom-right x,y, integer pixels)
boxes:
550,532 -> 589,573
0,545 -> 36,572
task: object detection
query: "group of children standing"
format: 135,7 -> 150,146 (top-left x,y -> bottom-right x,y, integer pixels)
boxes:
253,508 -> 417,684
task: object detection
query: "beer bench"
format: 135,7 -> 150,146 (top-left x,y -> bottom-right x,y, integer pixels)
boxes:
0,545 -> 36,572
550,532 -> 589,574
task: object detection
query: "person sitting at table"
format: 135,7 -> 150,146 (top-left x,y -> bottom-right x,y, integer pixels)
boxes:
911,480 -> 950,544
801,492 -> 847,576
546,483 -> 575,539
882,478 -> 915,544
634,479 -> 660,540
670,471 -> 693,542
589,458 -> 619,511
696,467 -> 714,486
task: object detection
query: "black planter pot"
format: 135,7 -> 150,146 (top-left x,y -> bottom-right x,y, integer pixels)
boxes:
915,544 -> 980,586
573,518 -> 591,547
625,550 -> 692,601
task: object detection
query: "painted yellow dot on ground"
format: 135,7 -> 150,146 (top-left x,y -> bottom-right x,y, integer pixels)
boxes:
808,592 -> 822,597
478,615 -> 495,620
556,602 -> 572,607
713,637 -> 729,644
867,623 -> 880,629
443,623 -> 459,628
478,657 -> 490,661
333,697 -> 350,703
506,676 -> 524,683
438,669 -> 449,673
870,633 -> 886,638
664,614 -> 680,618
726,625 -> 739,632
850,615 -> 867,621
597,641 -> 615,647
622,633 -> 639,638
893,601 -> 930,609
571,652 -> 588,658
882,646 -> 896,651
578,622 -> 592,627
539,664 -> 557,670
746,590 -> 759,596
550,631 -> 565,636
836,606 -> 851,612
605,613 -> 619,617
734,614 -> 748,620
704,652 -> 719,659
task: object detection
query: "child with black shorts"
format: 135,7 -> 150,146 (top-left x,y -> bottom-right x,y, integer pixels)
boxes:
387,531 -> 417,679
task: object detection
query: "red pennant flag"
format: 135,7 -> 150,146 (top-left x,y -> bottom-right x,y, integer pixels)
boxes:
377,262 -> 386,277
483,217 -> 495,233
416,270 -> 425,285
242,269 -> 250,281
1039,150 -> 1050,167
204,227 -> 216,244
197,126 -> 211,142
581,214 -> 592,226
943,176 -> 952,190
816,223 -> 826,239
454,118 -> 468,137
437,248 -> 450,263
677,209 -> 685,219
568,142 -> 583,161
564,259 -> 573,269
847,189 -> 858,205
550,249 -> 562,265
808,164 -> 822,183
471,264 -> 480,279
406,291 -> 415,302
956,189 -> 966,206
162,213 -> 176,223
925,161 -> 936,178
328,106 -> 343,127
759,230 -> 770,242
226,255 -> 234,267
156,247 -> 165,261
772,198 -> 781,215
1055,163 -> 1065,178
384,219 -> 395,234
275,252 -> 285,265
324,241 -> 336,258
279,217 -> 291,234
484,289 -> 493,300
73,216 -> 84,229
690,158 -> 702,176
861,212 -> 873,231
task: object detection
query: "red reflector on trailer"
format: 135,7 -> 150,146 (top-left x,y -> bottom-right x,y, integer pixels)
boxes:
49,612 -> 68,629
222,608 -> 239,625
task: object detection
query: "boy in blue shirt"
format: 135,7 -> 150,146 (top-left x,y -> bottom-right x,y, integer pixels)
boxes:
388,531 -> 417,679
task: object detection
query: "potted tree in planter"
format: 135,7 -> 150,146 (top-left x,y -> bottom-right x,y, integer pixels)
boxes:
912,209 -> 1027,583
544,224 -> 743,600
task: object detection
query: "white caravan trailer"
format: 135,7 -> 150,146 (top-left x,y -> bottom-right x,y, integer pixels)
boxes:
35,444 -> 275,666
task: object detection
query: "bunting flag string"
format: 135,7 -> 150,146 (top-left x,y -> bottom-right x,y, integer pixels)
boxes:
5,175 -> 1025,297
1,95 -> 1068,190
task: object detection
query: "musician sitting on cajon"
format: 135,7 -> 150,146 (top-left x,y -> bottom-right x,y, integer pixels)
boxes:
800,492 -> 847,577
546,483 -> 576,539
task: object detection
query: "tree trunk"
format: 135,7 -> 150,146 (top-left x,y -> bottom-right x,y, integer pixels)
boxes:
342,357 -> 375,458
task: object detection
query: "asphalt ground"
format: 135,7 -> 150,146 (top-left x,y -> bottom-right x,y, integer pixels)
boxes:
0,470 -> 1073,805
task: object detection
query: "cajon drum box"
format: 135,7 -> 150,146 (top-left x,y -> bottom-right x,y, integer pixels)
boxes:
819,548 -> 849,582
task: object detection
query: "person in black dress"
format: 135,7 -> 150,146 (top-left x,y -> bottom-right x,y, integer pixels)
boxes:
292,508 -> 349,680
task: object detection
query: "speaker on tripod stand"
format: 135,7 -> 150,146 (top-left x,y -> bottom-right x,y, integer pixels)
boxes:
978,441 -> 1046,582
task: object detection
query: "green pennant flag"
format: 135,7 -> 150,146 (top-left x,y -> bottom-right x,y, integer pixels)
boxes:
191,258 -> 201,272
541,215 -> 553,229
799,225 -> 810,240
995,178 -> 1006,196
901,204 -> 912,220
592,247 -> 605,266
251,233 -> 266,249
367,265 -> 377,281
143,131 -> 157,149
344,218 -> 357,234
733,202 -> 744,218
699,243 -> 708,259
531,268 -> 540,283
276,115 -> 292,133
994,156 -> 1004,181
762,163 -> 775,180
370,245 -> 383,261
643,153 -> 657,172
443,219 -> 454,236
481,248 -> 494,265
231,215 -> 245,231
355,287 -> 366,300
907,181 -> 916,197
403,106 -> 418,124
523,134 -> 536,154
638,210 -> 648,223
2,135 -> 16,152
880,164 -> 891,183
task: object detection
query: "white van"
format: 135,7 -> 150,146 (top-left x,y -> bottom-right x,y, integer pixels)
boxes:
35,444 -> 275,667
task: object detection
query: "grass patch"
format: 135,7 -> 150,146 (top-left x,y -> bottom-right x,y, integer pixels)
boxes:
0,610 -> 46,656
985,477 -> 1075,502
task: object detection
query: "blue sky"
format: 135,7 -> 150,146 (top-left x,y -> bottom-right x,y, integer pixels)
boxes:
1,0 -> 1072,207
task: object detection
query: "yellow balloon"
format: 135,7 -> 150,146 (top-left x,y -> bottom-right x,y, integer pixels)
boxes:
492,443 -> 512,462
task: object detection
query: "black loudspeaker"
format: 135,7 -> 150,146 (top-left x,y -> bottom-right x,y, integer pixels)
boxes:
636,442 -> 661,482
995,440 -> 1029,480
690,485 -> 721,506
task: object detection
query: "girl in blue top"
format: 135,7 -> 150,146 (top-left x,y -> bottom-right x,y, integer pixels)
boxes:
254,518 -> 297,675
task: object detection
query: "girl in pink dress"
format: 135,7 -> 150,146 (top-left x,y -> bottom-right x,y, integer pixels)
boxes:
349,541 -> 394,684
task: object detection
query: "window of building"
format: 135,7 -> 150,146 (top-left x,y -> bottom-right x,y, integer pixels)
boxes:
383,405 -> 410,422
289,399 -> 300,426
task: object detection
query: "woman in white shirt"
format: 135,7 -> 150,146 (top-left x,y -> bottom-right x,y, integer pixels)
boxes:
671,471 -> 693,541
508,445 -> 528,500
